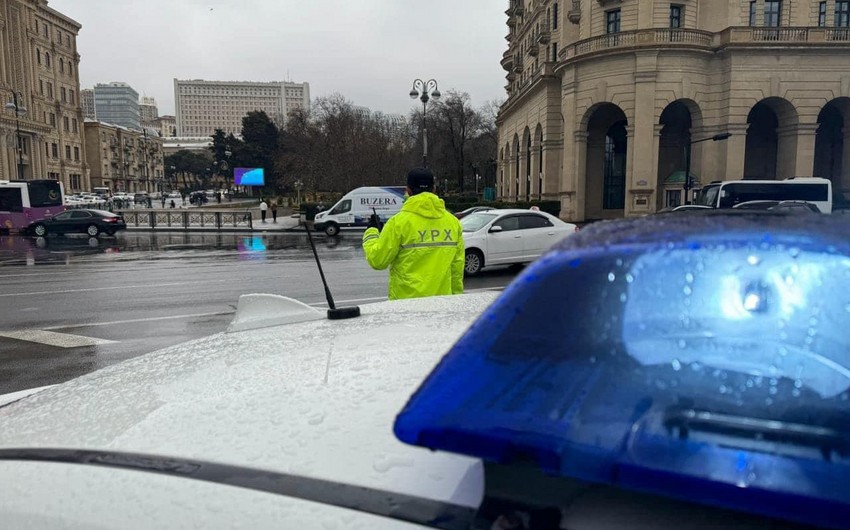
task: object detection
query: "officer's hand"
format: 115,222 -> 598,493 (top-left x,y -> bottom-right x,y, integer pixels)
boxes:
367,213 -> 383,231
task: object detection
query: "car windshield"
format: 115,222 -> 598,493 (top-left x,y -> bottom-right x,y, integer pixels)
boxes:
461,213 -> 498,232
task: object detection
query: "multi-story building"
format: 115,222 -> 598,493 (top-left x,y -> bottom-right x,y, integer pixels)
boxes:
84,119 -> 165,193
154,114 -> 177,138
174,79 -> 310,137
81,88 -> 95,119
94,82 -> 140,130
496,0 -> 850,222
0,0 -> 88,192
139,96 -> 158,129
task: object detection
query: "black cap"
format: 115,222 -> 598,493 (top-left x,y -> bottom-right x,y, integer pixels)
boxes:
407,167 -> 435,195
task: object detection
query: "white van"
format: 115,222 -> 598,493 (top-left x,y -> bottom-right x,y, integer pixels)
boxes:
313,186 -> 406,236
696,177 -> 833,213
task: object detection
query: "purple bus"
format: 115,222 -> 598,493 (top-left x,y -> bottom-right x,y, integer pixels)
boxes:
0,179 -> 65,232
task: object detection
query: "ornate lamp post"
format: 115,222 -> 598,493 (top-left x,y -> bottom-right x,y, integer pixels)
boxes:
409,79 -> 440,167
4,92 -> 28,180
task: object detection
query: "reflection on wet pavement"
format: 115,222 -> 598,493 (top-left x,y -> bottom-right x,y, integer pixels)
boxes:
0,232 -> 360,267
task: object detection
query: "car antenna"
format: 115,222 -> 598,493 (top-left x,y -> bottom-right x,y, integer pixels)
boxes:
304,222 -> 361,320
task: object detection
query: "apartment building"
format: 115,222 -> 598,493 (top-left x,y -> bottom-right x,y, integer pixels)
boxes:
174,79 -> 310,137
497,0 -> 850,221
84,119 -> 165,193
0,0 -> 88,192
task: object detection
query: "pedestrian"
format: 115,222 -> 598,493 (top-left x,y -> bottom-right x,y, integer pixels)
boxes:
259,198 -> 268,223
271,200 -> 278,223
216,192 -> 222,204
161,196 -> 166,208
170,199 -> 176,209
362,167 -> 464,300
146,196 -> 152,209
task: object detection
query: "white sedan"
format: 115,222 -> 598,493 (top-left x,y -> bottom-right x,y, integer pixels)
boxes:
460,208 -> 578,275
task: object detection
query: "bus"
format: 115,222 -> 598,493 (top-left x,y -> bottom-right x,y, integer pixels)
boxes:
696,177 -> 832,213
0,179 -> 65,232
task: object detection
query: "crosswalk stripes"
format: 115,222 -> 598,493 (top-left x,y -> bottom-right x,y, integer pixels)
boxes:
0,330 -> 117,349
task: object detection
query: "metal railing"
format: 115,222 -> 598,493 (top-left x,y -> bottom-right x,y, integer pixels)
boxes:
118,210 -> 253,230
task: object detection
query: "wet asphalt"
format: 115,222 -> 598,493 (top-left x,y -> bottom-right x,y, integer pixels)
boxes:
0,231 -> 517,394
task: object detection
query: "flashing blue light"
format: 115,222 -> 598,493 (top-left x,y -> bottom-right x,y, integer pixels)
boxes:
395,213 -> 850,528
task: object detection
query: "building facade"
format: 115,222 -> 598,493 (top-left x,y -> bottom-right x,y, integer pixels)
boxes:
174,79 -> 310,137
81,87 -> 95,119
496,0 -> 850,222
0,0 -> 88,192
84,119 -> 164,193
139,95 -> 158,129
154,114 -> 176,138
94,82 -> 140,130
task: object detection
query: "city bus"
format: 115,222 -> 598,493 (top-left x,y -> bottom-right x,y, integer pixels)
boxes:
0,179 -> 65,232
696,177 -> 833,213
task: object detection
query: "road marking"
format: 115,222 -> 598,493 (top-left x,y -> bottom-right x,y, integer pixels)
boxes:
0,279 -> 233,298
0,330 -> 117,348
42,311 -> 236,330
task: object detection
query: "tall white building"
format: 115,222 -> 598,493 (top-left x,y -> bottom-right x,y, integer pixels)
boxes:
173,79 -> 310,137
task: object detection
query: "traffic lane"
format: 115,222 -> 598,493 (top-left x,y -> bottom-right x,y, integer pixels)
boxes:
0,242 -> 385,330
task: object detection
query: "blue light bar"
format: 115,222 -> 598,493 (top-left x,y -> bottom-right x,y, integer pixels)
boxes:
395,212 -> 850,528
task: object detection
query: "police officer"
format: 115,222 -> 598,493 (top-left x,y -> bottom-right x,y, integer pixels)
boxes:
362,167 -> 464,300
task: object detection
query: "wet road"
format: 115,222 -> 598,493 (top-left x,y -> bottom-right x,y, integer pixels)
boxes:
0,232 -> 517,394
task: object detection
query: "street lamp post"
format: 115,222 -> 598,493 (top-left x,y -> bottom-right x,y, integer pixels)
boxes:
684,132 -> 732,205
5,92 -> 28,180
409,79 -> 441,167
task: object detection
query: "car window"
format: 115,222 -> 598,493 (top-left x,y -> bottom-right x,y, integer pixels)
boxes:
329,199 -> 351,215
461,212 -> 498,232
70,211 -> 92,219
52,211 -> 73,220
493,215 -> 519,232
518,214 -> 553,229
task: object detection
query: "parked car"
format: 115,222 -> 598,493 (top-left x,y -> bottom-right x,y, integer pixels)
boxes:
133,193 -> 149,204
1,212 -> 846,529
460,208 -> 578,275
454,206 -> 495,219
26,209 -> 126,237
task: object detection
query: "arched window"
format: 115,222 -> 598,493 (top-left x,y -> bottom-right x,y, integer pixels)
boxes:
553,3 -> 559,30
60,58 -> 64,73
603,121 -> 627,209
36,49 -> 41,64
45,52 -> 51,68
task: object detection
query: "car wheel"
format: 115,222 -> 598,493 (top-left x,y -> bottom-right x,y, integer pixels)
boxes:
465,249 -> 484,276
32,223 -> 47,237
86,224 -> 100,237
324,223 -> 340,237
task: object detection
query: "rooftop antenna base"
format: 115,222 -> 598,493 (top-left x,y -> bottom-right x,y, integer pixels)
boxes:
327,306 -> 361,320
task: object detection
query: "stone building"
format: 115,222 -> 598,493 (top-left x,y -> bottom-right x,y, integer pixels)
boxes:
84,119 -> 164,193
0,0 -> 88,192
496,0 -> 850,221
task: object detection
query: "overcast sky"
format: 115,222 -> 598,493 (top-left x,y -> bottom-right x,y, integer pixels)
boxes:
49,0 -> 508,117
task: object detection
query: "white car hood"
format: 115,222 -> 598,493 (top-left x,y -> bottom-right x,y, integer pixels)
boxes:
0,292 -> 499,509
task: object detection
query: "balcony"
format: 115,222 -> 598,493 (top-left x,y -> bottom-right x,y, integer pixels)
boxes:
536,29 -> 550,44
559,28 -> 714,61
529,45 -> 539,57
501,51 -> 515,71
505,1 -> 524,17
513,59 -> 523,73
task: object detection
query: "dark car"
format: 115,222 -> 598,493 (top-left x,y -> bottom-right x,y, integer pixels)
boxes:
134,193 -> 149,204
27,209 -> 126,237
455,206 -> 495,219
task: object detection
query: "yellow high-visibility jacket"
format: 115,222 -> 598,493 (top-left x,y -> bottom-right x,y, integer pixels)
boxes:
362,192 -> 464,300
